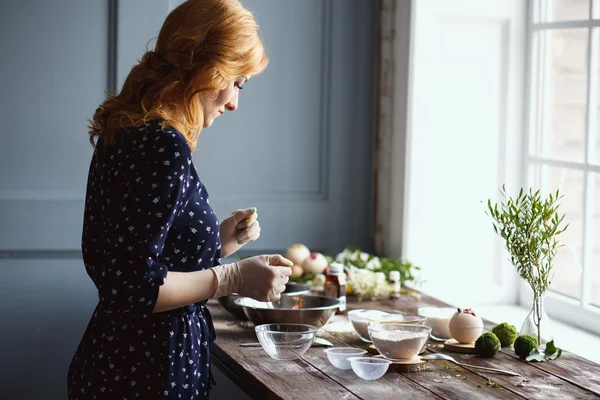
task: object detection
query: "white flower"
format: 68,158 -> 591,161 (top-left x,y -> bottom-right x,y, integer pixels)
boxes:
359,252 -> 370,262
313,273 -> 326,286
336,248 -> 354,263
366,257 -> 381,270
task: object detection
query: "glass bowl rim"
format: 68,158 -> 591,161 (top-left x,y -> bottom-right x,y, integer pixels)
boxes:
348,309 -> 425,323
323,347 -> 368,355
255,323 -> 318,334
347,356 -> 392,364
368,322 -> 433,333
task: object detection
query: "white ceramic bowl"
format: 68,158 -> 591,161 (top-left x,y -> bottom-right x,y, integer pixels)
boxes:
323,347 -> 368,370
348,357 -> 392,380
255,323 -> 318,360
417,307 -> 456,341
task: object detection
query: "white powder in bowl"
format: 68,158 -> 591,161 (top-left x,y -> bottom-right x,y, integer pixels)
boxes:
370,330 -> 428,359
349,310 -> 395,341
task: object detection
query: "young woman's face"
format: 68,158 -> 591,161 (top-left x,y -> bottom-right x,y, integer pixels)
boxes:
202,76 -> 249,128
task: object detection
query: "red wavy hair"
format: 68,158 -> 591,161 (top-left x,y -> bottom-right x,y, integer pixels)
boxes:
88,0 -> 268,150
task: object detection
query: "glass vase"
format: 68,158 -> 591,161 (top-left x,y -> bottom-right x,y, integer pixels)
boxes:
520,293 -> 552,346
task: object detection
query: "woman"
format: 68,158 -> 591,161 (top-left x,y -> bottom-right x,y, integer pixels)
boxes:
67,1 -> 293,399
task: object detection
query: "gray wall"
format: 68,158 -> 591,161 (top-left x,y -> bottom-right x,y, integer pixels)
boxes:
0,0 -> 377,398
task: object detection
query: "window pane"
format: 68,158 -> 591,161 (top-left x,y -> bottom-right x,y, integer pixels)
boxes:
539,166 -> 584,299
592,174 -> 600,307
597,29 -> 600,163
537,29 -> 589,161
539,0 -> 591,22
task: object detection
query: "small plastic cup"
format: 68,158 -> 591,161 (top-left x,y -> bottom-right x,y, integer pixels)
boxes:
347,357 -> 392,380
323,347 -> 368,370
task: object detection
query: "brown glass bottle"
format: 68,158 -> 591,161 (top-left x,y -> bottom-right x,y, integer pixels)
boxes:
323,262 -> 347,313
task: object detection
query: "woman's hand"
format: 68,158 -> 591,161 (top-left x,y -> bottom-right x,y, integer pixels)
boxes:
211,254 -> 293,301
219,207 -> 261,258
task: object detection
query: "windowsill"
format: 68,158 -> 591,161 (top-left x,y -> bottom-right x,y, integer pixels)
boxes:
474,303 -> 600,364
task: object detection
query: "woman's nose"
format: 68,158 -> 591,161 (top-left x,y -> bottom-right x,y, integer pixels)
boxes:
225,90 -> 239,111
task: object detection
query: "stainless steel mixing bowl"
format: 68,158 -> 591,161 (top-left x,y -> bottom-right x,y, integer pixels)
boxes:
234,294 -> 342,328
218,282 -> 311,320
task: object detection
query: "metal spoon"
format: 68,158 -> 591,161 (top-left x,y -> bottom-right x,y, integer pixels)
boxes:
421,353 -> 520,376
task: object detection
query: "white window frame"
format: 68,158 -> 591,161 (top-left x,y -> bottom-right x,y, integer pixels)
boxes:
521,0 -> 600,335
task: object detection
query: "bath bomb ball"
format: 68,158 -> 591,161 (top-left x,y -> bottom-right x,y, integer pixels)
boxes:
449,308 -> 484,344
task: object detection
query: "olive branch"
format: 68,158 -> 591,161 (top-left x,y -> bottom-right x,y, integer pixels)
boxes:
486,185 -> 568,344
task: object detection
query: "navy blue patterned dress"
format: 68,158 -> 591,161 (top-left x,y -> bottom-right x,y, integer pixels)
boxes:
68,121 -> 221,399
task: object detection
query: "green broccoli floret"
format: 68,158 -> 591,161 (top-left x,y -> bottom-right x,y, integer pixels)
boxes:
514,334 -> 538,358
475,332 -> 501,358
491,322 -> 518,347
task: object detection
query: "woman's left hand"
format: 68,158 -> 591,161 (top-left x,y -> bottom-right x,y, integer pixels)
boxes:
219,208 -> 261,258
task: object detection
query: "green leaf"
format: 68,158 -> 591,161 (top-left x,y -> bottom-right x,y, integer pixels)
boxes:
526,349 -> 546,362
544,340 -> 557,356
525,343 -> 562,362
547,349 -> 562,360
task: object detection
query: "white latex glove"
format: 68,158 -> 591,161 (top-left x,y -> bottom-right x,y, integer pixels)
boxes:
211,254 -> 293,302
219,207 -> 261,258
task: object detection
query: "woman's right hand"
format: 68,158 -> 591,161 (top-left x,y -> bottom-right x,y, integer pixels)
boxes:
211,254 -> 293,301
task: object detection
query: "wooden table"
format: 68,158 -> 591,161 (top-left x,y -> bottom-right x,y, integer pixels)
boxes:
208,293 -> 600,399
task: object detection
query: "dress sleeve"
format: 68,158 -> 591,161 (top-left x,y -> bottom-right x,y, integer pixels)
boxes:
100,132 -> 191,314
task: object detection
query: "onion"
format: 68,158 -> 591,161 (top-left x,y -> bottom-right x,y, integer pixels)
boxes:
284,244 -> 311,266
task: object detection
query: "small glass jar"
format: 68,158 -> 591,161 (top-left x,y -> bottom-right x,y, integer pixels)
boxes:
389,270 -> 401,299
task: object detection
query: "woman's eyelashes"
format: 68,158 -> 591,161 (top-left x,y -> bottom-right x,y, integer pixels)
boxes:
235,82 -> 244,90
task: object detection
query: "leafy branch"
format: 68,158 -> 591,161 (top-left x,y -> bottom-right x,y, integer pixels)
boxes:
486,185 -> 568,344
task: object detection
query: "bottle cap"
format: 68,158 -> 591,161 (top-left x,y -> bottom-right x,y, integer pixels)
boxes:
328,262 -> 345,275
375,272 -> 386,282
389,271 -> 400,281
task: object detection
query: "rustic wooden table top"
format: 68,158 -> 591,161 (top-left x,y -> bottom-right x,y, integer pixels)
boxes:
207,293 -> 600,400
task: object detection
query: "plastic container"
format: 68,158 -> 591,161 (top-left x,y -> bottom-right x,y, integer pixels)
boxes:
255,323 -> 318,360
347,357 -> 392,380
323,347 -> 368,370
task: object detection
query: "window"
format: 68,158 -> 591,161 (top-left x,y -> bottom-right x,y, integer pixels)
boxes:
524,0 -> 600,334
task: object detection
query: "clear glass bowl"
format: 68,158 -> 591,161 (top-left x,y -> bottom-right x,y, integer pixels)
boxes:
417,307 -> 456,341
348,357 -> 392,380
323,347 -> 368,370
348,309 -> 426,343
255,323 -> 318,360
368,322 -> 431,360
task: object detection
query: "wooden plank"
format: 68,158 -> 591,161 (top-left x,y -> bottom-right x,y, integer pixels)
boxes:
209,294 -> 600,399
301,331 -> 443,400
345,296 -> 600,398
499,350 -> 600,397
327,330 -> 522,400
427,345 -> 599,399
209,303 -> 360,400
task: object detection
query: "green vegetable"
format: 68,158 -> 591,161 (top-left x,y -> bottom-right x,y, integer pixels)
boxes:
492,322 -> 518,347
475,332 -> 501,358
514,334 -> 538,358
